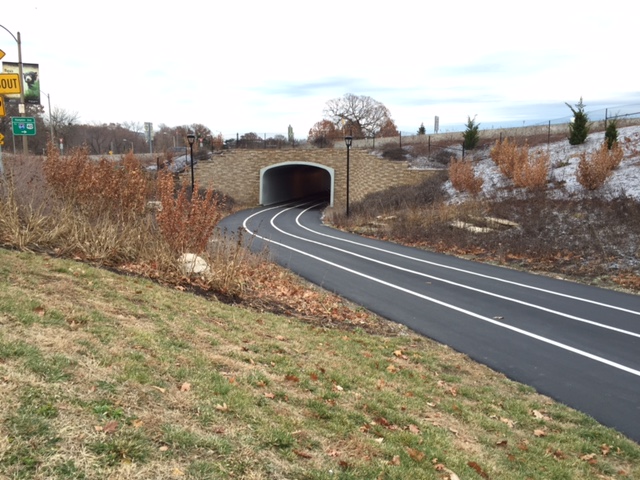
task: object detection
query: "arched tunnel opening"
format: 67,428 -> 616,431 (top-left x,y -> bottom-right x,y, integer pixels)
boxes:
260,162 -> 334,206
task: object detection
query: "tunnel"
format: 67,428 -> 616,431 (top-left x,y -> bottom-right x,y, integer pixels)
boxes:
259,162 -> 334,206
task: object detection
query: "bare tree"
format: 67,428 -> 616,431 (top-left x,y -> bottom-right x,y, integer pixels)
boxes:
48,106 -> 79,142
323,93 -> 394,138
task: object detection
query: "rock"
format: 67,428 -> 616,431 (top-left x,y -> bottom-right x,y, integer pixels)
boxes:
178,253 -> 209,275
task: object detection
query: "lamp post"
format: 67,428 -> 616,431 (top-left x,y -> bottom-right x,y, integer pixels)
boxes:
187,133 -> 196,194
344,134 -> 353,217
0,25 -> 28,154
41,91 -> 55,147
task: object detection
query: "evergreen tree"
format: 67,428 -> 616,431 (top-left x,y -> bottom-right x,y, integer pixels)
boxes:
462,116 -> 480,150
566,97 -> 590,145
417,122 -> 426,135
605,119 -> 618,150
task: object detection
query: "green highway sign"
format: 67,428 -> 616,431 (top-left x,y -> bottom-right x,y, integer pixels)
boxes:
12,117 -> 37,136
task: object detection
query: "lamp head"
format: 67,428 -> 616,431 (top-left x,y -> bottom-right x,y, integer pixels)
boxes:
187,133 -> 196,145
344,135 -> 353,147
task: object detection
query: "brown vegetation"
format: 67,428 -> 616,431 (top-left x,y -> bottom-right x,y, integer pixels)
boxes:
577,141 -> 624,191
448,158 -> 484,195
490,138 -> 550,191
0,147 -> 385,331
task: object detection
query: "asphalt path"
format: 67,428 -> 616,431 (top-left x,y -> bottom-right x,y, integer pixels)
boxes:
217,201 -> 640,443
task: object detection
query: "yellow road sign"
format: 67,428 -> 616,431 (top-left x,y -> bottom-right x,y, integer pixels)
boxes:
0,73 -> 21,94
0,95 -> 4,116
0,132 -> 4,146
0,49 -> 5,60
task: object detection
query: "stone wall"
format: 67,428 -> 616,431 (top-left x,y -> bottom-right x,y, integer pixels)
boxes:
191,148 -> 435,210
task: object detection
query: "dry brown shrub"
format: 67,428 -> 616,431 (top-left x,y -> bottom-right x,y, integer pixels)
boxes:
512,149 -> 550,191
491,139 -> 549,191
43,146 -> 151,221
155,172 -> 224,253
448,158 -> 483,195
490,138 -> 526,180
577,141 -> 624,191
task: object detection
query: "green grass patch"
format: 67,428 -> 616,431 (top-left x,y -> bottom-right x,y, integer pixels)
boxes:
0,248 -> 638,479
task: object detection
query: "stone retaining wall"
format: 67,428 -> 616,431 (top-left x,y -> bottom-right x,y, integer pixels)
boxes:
190,148 -> 435,209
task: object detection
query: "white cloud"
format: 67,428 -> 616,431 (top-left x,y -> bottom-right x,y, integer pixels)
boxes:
2,0 -> 639,138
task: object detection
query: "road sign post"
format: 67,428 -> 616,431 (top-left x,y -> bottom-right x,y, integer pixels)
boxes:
12,117 -> 37,136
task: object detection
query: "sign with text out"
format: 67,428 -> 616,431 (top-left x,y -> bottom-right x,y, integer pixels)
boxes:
0,73 -> 21,94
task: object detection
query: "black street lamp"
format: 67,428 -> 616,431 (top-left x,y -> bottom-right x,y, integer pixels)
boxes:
187,133 -> 196,193
344,134 -> 353,217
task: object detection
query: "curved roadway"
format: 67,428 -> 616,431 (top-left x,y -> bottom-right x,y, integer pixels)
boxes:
217,201 -> 640,442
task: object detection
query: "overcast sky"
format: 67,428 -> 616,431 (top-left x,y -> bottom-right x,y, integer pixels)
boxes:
2,0 -> 639,139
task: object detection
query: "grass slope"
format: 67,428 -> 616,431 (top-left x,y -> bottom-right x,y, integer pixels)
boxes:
1,248 -> 639,479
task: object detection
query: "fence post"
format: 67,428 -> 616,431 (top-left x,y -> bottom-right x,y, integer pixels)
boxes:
399,132 -> 402,148
547,121 -> 551,147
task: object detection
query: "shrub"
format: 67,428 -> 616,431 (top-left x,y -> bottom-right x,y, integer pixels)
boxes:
491,139 -> 549,191
43,146 -> 150,222
490,138 -> 526,180
155,172 -> 224,253
462,116 -> 480,151
449,158 -> 483,195
380,143 -> 407,161
605,120 -> 619,150
576,141 -> 624,191
566,97 -> 590,145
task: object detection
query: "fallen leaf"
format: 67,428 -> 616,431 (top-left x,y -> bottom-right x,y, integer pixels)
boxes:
33,306 -> 45,317
103,420 -> 118,434
386,364 -> 397,373
496,439 -> 508,447
293,449 -> 312,459
467,461 -> 489,479
309,373 -> 319,381
393,350 -> 403,357
94,425 -> 103,432
327,449 -> 340,457
159,445 -> 169,451
501,417 -> 515,428
534,429 -> 546,437
264,392 -> 275,399
132,419 -> 144,429
390,455 -> 401,465
406,447 -> 425,462
601,444 -> 611,456
408,424 -> 421,434
172,467 -> 185,476
180,382 -> 191,392
285,374 -> 299,382
152,386 -> 166,394
215,403 -> 229,412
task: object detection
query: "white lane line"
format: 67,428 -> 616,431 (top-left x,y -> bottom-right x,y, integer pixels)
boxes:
294,203 -> 640,317
241,206 -> 640,378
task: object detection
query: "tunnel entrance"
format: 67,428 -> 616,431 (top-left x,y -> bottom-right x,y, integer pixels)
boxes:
260,162 -> 334,206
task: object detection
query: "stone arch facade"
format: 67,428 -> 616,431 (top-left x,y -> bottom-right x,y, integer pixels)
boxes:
193,148 -> 436,211
260,161 -> 335,206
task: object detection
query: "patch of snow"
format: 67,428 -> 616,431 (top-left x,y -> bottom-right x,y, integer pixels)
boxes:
434,125 -> 640,202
